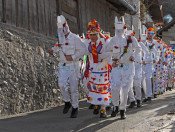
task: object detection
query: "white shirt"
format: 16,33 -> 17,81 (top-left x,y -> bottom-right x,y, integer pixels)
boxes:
105,35 -> 142,64
52,32 -> 87,64
83,38 -> 110,63
143,40 -> 158,62
135,41 -> 149,62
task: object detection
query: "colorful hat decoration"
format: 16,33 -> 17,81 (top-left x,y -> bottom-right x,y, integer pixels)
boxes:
87,20 -> 100,34
147,27 -> 155,36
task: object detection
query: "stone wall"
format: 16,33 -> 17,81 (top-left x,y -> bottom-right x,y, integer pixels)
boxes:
0,23 -> 86,117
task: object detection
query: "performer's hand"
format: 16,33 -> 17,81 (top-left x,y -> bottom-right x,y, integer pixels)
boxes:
153,60 -> 156,63
157,60 -> 161,64
129,56 -> 135,61
112,62 -> 118,67
66,55 -> 73,61
143,61 -> 146,65
48,49 -> 53,55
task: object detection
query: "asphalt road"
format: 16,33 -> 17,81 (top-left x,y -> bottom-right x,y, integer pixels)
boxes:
0,90 -> 175,132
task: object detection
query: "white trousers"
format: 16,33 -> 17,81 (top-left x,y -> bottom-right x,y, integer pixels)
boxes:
128,63 -> 142,102
168,67 -> 173,87
111,62 -> 135,110
58,63 -> 79,108
143,63 -> 153,98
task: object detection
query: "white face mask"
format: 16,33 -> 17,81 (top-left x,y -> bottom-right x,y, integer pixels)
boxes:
141,34 -> 147,41
63,25 -> 70,35
115,29 -> 125,36
58,28 -> 66,45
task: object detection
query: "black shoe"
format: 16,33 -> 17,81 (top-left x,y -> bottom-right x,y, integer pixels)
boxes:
89,104 -> 94,109
148,97 -> 152,103
70,107 -> 78,118
143,98 -> 148,103
168,87 -> 172,91
93,105 -> 101,115
106,106 -> 111,111
111,106 -> 119,117
63,102 -> 71,114
129,101 -> 136,108
100,110 -> 107,118
137,100 -> 142,108
120,110 -> 126,119
154,94 -> 157,98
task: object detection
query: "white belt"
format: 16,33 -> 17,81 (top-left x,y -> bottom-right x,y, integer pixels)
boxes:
60,62 -> 75,66
119,61 -> 134,65
135,61 -> 142,64
145,61 -> 152,64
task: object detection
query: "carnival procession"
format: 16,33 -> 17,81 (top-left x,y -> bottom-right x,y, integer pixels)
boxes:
48,15 -> 175,120
1,0 -> 175,131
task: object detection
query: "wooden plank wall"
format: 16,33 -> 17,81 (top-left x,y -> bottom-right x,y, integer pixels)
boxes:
61,0 -> 79,34
0,0 -> 120,38
0,0 -> 59,38
0,0 -> 2,21
78,0 -> 120,36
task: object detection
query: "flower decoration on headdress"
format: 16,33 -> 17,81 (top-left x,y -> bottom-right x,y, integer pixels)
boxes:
148,27 -> 154,32
147,27 -> 155,36
87,20 -> 100,34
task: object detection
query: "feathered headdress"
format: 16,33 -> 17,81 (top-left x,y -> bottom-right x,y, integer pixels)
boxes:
147,27 -> 155,36
87,20 -> 100,34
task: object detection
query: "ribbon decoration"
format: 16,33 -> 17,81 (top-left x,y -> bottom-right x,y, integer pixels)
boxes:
88,41 -> 103,63
82,55 -> 90,81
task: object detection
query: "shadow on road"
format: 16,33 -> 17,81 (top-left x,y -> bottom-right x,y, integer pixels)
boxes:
0,90 -> 175,132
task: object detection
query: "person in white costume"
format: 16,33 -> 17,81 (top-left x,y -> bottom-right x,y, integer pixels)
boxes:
151,37 -> 165,98
167,50 -> 174,91
105,17 -> 141,119
142,28 -> 159,103
48,15 -> 87,118
127,31 -> 149,108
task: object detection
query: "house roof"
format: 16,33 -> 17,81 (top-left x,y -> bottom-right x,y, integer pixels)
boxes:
107,0 -> 137,15
144,0 -> 163,25
157,20 -> 175,34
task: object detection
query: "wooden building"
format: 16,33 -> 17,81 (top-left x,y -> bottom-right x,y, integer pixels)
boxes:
0,0 -> 136,38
